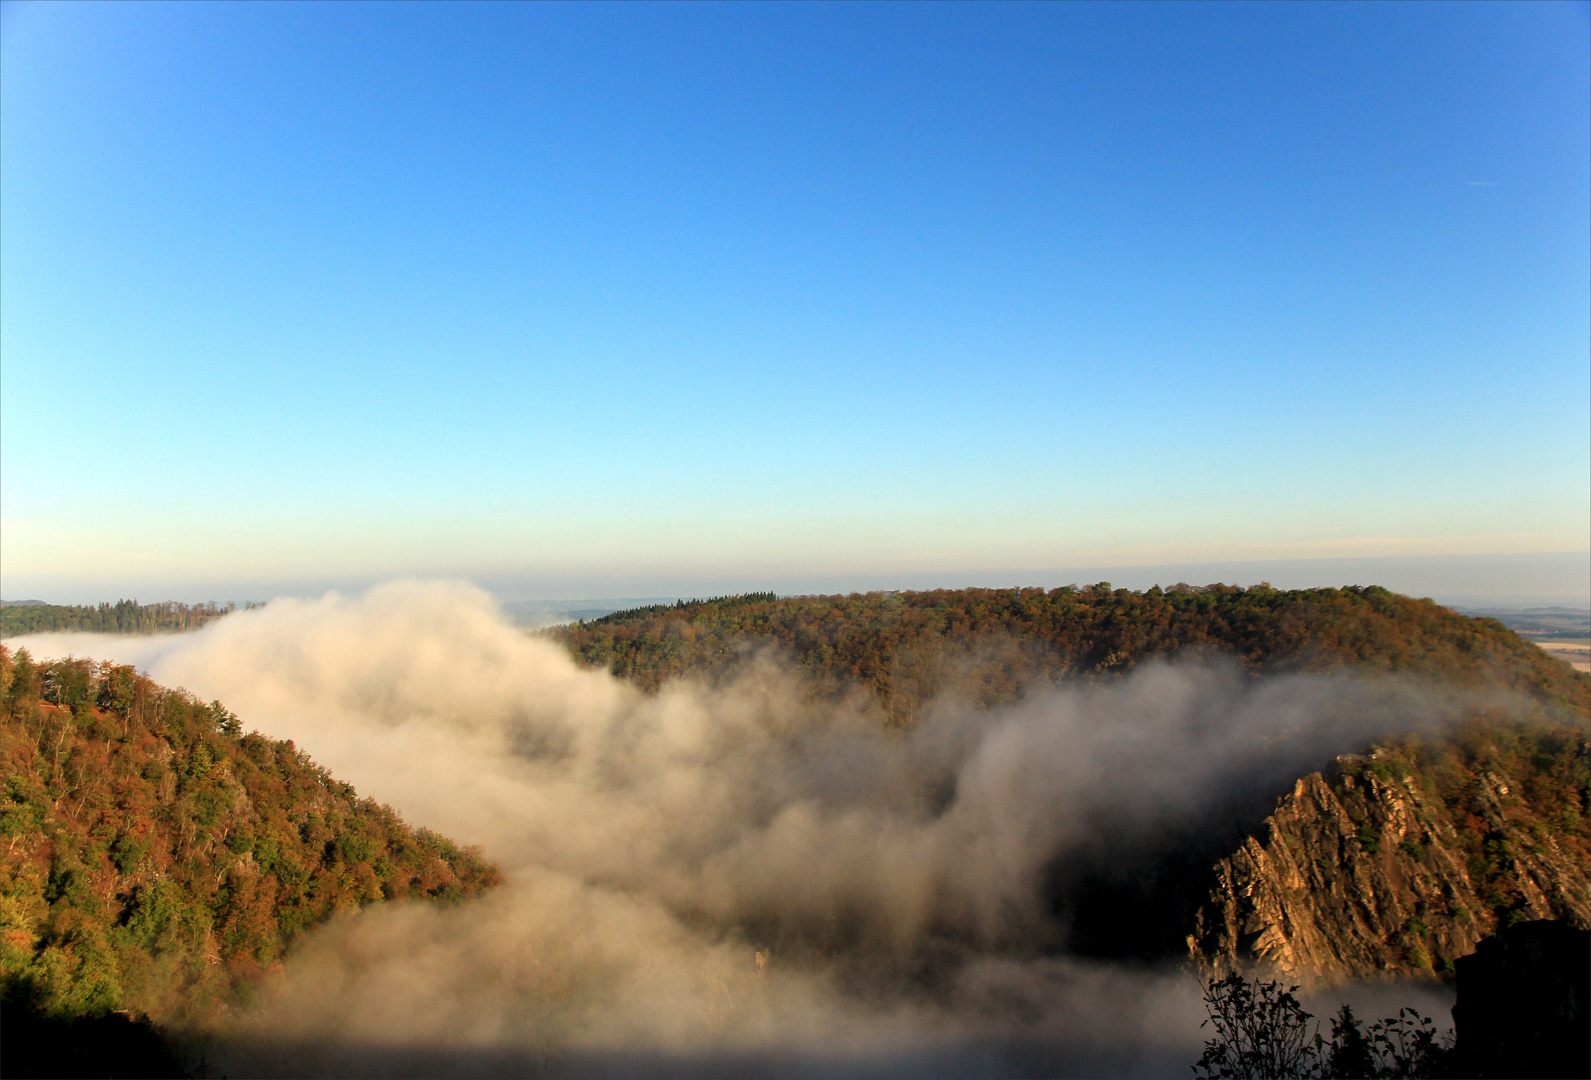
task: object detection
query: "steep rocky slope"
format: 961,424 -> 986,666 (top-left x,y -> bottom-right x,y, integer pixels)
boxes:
1189,730 -> 1591,983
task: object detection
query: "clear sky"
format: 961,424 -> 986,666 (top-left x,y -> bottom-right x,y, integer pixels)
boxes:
2,1 -> 1587,606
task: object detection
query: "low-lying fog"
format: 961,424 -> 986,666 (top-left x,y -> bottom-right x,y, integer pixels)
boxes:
10,581 -> 1464,1077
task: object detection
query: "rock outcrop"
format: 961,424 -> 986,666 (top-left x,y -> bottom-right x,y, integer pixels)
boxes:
1188,751 -> 1591,983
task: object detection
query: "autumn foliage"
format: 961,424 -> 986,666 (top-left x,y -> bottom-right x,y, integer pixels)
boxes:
553,585 -> 1589,722
0,644 -> 499,1030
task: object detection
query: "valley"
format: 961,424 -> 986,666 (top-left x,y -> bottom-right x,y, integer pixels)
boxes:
2,581 -> 1587,1075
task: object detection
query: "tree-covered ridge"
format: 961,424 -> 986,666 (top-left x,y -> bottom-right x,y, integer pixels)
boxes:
551,585 -> 1590,721
1369,718 -> 1591,883
0,599 -> 258,638
0,645 -> 499,1031
585,592 -> 779,626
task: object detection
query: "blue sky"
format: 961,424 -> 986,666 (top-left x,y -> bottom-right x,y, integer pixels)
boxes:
2,1 -> 1587,605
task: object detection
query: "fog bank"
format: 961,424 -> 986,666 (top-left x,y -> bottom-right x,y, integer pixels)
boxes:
9,581 -> 1471,1076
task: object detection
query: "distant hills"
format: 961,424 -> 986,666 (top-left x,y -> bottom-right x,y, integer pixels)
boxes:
499,597 -> 687,627
10,591 -> 1585,642
0,600 -> 260,638
0,597 -> 690,635
1456,605 -> 1590,640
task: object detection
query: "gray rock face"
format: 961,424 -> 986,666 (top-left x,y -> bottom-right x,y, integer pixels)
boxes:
1188,757 -> 1591,984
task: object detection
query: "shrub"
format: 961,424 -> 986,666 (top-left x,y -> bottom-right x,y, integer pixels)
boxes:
1193,973 -> 1319,1079
1192,972 -> 1450,1079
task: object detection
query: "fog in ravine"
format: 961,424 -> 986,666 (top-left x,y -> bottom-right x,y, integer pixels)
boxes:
10,581 -> 1468,1077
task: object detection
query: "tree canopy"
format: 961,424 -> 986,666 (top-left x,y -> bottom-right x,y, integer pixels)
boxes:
0,600 -> 257,637
551,584 -> 1589,723
0,644 -> 498,1033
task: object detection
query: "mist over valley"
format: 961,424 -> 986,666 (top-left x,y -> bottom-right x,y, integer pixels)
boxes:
4,581 -> 1586,1076
4,3 -> 1587,1074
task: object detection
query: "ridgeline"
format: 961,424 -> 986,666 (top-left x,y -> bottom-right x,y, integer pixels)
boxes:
551,584 -> 1588,719
0,600 -> 257,638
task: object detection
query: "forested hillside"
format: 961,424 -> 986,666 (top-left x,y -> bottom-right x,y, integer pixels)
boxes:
555,585 -> 1590,982
0,599 -> 254,637
0,645 -> 498,1042
553,585 -> 1588,722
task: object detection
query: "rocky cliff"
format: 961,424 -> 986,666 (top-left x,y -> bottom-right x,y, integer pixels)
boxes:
1189,736 -> 1591,984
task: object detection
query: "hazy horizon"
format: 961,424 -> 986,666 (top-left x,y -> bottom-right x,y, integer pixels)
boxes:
4,549 -> 1588,616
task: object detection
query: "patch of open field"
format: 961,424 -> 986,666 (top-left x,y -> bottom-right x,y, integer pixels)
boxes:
1532,640 -> 1591,673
